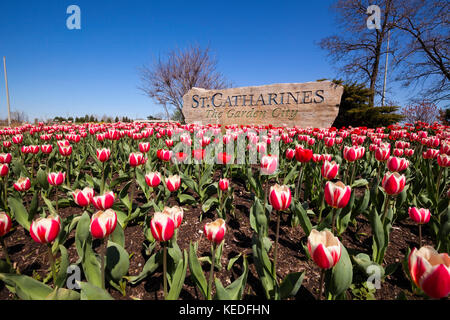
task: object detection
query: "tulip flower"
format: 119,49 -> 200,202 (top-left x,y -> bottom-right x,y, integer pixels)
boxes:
157,149 -> 172,162
387,156 -> 409,172
30,215 -> 61,244
166,175 -> 181,192
72,187 -> 94,207
307,229 -> 342,300
285,148 -> 295,160
91,191 -> 115,210
13,176 -> 31,192
30,214 -> 61,284
269,184 -> 292,212
0,153 -> 12,164
321,160 -> 339,180
308,229 -> 341,270
96,148 -> 111,162
0,164 -> 8,177
0,212 -> 12,265
375,146 -> 390,161
268,184 -> 292,282
150,210 -> 176,298
409,207 -> 431,246
145,171 -> 162,188
408,246 -> 450,299
90,209 -> 118,289
2,141 -> 11,149
324,181 -> 352,234
437,154 -> 450,167
58,145 -> 72,157
192,149 -> 205,162
295,146 -> 313,163
139,142 -> 150,153
218,178 -> 229,191
294,146 -> 313,199
324,181 -> 352,209
382,171 -> 406,195
48,172 -> 65,186
40,144 -> 53,154
129,152 -> 146,167
217,152 -> 233,165
163,206 -> 184,229
90,209 -> 118,239
343,146 -> 358,162
260,154 -> 278,175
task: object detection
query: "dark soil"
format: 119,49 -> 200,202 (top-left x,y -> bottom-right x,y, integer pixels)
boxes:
0,174 -> 439,301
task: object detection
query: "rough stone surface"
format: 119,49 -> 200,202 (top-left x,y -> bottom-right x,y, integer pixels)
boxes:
182,81 -> 344,127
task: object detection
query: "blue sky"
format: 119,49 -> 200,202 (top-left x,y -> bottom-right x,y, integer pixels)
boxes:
0,0 -> 409,121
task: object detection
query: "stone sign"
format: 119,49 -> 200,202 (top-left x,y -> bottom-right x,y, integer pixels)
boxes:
182,81 -> 344,127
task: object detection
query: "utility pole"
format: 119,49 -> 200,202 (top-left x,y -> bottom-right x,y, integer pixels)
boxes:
381,30 -> 390,106
3,56 -> 12,126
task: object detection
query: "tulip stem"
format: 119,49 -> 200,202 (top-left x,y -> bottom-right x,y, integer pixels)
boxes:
381,195 -> 390,225
317,268 -> 326,300
436,166 -> 443,202
100,161 -> 105,195
66,157 -> 70,188
163,242 -> 168,299
1,237 -> 11,266
418,224 -> 422,247
3,177 -> 8,213
100,237 -> 107,290
350,161 -> 356,186
47,244 -> 57,287
207,243 -> 216,300
331,207 -> 337,235
273,211 -> 281,283
294,164 -> 303,200
55,187 -> 59,213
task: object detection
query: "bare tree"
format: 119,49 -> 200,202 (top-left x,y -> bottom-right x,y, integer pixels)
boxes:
138,44 -> 230,123
10,110 -> 29,123
319,0 -> 401,107
401,100 -> 441,124
393,0 -> 449,104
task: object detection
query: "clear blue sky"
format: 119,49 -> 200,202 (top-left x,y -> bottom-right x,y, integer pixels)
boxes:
0,0 -> 408,121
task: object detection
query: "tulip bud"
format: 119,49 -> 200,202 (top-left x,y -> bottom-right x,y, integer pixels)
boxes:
307,229 -> 341,269
166,175 -> 181,192
72,187 -> 95,207
13,176 -> 31,192
343,146 -> 358,162
269,184 -> 292,211
30,215 -> 61,244
408,246 -> 450,299
0,212 -> 12,237
150,211 -> 175,242
321,160 -> 339,180
89,209 -> 118,239
91,191 -> 115,210
382,171 -> 406,195
218,178 -> 229,191
324,181 -> 352,208
47,172 -> 66,186
408,207 -> 431,225
157,149 -> 172,162
145,172 -> 162,188
204,218 -> 226,245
